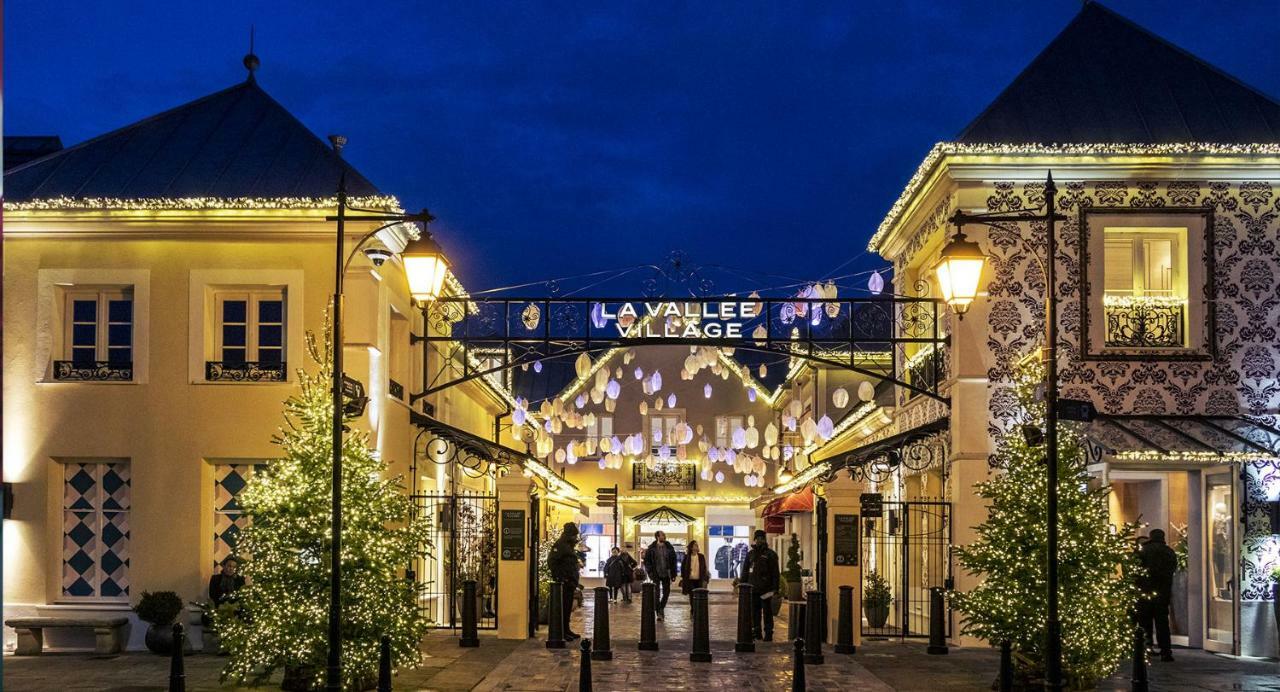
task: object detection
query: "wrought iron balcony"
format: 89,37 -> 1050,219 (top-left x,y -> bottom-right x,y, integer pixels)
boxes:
389,379 -> 405,400
53,360 -> 133,381
632,461 -> 697,491
205,360 -> 287,382
1104,297 -> 1185,348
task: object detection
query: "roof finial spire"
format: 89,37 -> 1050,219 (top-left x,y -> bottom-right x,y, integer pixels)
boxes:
243,26 -> 260,81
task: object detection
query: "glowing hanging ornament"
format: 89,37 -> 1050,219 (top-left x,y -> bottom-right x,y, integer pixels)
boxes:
817,414 -> 834,441
594,367 -> 610,389
783,444 -> 794,460
657,445 -> 671,461
764,422 -> 778,446
590,302 -> 608,329
746,424 -> 760,449
868,270 -> 884,296
574,352 -> 592,380
521,303 -> 541,330
789,400 -> 803,419
598,458 -> 606,470
604,398 -> 616,413
590,388 -> 604,404
715,471 -> 725,484
521,363 -> 529,372
555,448 -> 566,464
634,366 -> 644,380
652,397 -> 662,411
858,381 -> 876,402
801,417 -> 818,445
606,379 -> 621,400
512,408 -> 527,426
667,393 -> 677,408
639,400 -> 648,415
680,424 -> 695,445
533,361 -> 543,373
650,371 -> 663,392
759,364 -> 768,378
610,436 -> 623,454
684,355 -> 697,373
700,468 -> 710,481
832,387 -> 850,409
731,427 -> 747,449
584,412 -> 596,428
752,324 -> 767,346
779,302 -> 796,325
704,383 -> 713,399
576,394 -> 587,409
747,387 -> 757,403
566,446 -> 578,465
585,437 -> 598,456
614,367 -> 623,379
783,415 -> 796,432
623,349 -> 635,364
551,417 -> 563,434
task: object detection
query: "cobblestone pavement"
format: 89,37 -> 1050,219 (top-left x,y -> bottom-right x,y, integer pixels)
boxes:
5,595 -> 1278,691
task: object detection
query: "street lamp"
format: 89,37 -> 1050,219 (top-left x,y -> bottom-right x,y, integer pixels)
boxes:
934,172 -> 1066,691
324,179 -> 444,691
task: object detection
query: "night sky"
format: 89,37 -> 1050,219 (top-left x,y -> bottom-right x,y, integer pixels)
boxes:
7,1 -> 1280,295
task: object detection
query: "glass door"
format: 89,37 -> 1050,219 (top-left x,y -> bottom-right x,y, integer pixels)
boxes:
1202,468 -> 1238,654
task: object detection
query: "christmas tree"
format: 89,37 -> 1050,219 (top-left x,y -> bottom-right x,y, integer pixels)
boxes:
219,323 -> 431,690
952,358 -> 1138,689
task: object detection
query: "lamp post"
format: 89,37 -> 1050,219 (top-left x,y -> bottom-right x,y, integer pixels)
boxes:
934,172 -> 1065,691
324,180 -> 448,691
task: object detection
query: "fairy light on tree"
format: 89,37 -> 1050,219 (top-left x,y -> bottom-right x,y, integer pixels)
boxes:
219,322 -> 431,690
952,358 -> 1138,689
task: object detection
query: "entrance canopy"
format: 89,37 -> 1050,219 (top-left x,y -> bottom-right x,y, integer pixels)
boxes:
630,505 -> 697,526
1084,414 -> 1280,464
762,486 -> 815,517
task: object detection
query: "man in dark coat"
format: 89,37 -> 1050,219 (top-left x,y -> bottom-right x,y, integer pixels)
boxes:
548,522 -> 582,640
740,529 -> 780,641
208,556 -> 246,605
1137,528 -> 1178,661
642,530 -> 678,620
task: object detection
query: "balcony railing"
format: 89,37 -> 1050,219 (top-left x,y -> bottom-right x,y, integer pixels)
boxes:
1104,297 -> 1185,348
632,461 -> 697,491
389,379 -> 405,400
904,342 -> 947,400
53,360 -> 133,381
205,360 -> 287,382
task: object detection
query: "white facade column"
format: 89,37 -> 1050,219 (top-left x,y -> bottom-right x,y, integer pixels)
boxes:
496,474 -> 534,640
822,475 -> 863,648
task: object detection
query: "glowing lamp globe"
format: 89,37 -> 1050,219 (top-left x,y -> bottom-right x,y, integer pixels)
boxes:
933,229 -> 987,318
401,233 -> 450,302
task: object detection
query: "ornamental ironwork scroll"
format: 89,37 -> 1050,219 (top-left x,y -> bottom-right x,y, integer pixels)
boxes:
53,360 -> 133,382
632,461 -> 698,491
205,360 -> 287,382
1103,300 -> 1184,348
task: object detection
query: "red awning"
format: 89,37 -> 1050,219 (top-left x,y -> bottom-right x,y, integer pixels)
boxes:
762,486 -> 815,517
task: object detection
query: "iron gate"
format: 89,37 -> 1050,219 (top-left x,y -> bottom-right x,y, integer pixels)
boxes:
527,495 -> 541,638
410,488 -> 499,630
861,500 -> 951,639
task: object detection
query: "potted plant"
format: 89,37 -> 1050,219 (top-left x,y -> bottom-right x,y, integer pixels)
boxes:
134,590 -> 186,654
863,569 -> 892,629
783,533 -> 804,602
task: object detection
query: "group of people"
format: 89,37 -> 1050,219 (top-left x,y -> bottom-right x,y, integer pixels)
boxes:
546,522 -> 781,641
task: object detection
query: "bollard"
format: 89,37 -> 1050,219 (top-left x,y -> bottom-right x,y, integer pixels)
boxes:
377,635 -> 392,692
546,581 -> 566,649
169,623 -> 185,692
789,601 -> 806,641
998,640 -> 1012,692
579,638 -> 593,692
734,583 -> 755,652
638,582 -> 659,651
803,591 -> 824,665
834,585 -> 855,654
460,579 -> 480,647
926,587 -> 948,655
1131,627 -> 1148,692
591,587 -> 613,661
791,637 -> 807,692
690,588 -> 712,662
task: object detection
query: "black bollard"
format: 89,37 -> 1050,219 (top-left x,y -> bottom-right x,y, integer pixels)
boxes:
591,587 -> 613,661
460,579 -> 480,647
690,588 -> 712,663
789,601 -> 806,640
734,583 -> 755,653
927,587 -> 948,655
168,623 -> 185,692
834,585 -> 855,654
377,635 -> 392,692
579,638 -> 593,692
803,591 -> 824,665
547,581 -> 566,649
1131,627 -> 1148,692
638,582 -> 658,651
998,640 -> 1012,692
791,637 -> 807,692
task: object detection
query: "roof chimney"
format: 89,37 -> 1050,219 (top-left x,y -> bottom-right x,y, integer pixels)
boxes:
328,134 -> 347,157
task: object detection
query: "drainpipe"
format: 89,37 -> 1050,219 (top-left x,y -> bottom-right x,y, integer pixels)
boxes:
495,409 -> 510,444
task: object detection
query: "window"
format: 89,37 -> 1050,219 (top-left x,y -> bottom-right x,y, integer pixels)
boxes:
55,287 -> 133,381
389,310 -> 409,401
207,289 -> 286,381
61,462 -> 131,599
1082,209 -> 1213,359
650,413 -> 683,452
708,526 -> 752,579
585,416 -> 614,451
715,415 -> 745,448
578,522 -> 617,578
214,464 -> 259,570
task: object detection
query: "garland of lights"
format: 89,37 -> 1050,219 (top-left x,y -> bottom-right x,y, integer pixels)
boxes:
868,141 -> 1280,253
1101,295 -> 1187,308
614,494 -> 757,505
5,194 -> 403,212
1113,449 -> 1273,464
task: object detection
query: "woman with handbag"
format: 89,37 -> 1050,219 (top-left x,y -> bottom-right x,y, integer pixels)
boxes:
680,540 -> 710,602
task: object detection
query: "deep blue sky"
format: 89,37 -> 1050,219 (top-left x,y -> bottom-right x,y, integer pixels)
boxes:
7,1 -> 1280,294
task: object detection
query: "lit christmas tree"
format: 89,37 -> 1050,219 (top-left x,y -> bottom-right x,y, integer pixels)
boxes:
952,358 -> 1138,689
219,323 -> 431,690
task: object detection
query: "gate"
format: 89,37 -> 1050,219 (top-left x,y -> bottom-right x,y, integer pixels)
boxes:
527,495 -> 541,638
861,500 -> 951,639
410,488 -> 499,630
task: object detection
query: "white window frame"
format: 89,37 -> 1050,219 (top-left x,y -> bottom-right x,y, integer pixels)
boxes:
188,270 -> 303,385
585,415 -> 614,455
212,288 -> 287,366
648,411 -> 685,454
715,414 -> 745,448
61,286 -> 134,365
38,269 -> 150,384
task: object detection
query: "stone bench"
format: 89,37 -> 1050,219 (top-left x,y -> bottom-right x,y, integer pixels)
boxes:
5,617 -> 129,655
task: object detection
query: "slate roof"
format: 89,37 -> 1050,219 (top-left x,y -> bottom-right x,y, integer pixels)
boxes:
5,78 -> 380,202
957,2 -> 1280,144
4,136 -> 64,171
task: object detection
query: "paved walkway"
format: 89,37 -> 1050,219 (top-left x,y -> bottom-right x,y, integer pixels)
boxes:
5,597 -> 1278,691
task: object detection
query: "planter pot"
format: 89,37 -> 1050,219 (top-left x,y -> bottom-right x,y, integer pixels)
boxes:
143,622 -> 183,655
785,581 -> 803,602
865,603 -> 890,629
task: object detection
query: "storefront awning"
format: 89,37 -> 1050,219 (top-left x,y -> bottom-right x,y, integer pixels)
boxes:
630,505 -> 697,526
762,486 -> 815,517
1085,414 -> 1280,463
410,411 -> 580,498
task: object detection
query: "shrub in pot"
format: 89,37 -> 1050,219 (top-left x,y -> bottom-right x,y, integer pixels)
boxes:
863,569 -> 892,629
134,590 -> 185,654
783,533 -> 804,602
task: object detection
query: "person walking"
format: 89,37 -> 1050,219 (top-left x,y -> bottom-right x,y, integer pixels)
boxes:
642,530 -> 678,621
740,529 -> 780,641
680,540 -> 710,603
549,521 -> 583,640
604,547 -> 630,602
1137,528 -> 1178,661
620,545 -> 639,603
